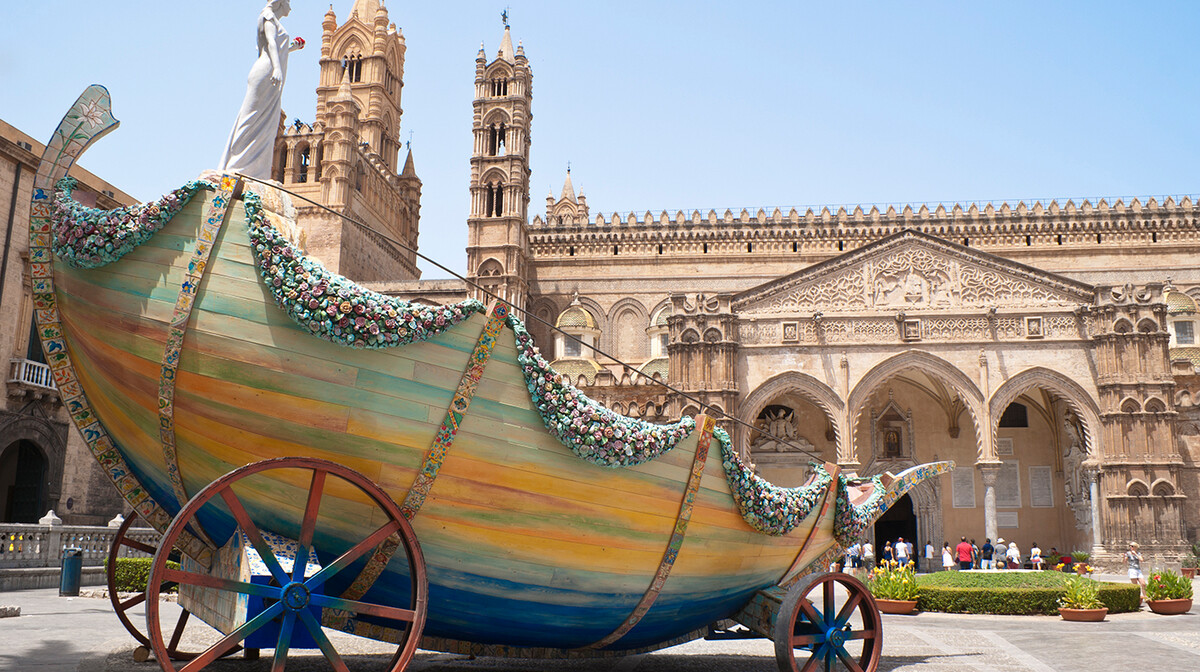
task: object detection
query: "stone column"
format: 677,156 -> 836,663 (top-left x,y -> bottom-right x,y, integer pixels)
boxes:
1087,468 -> 1104,555
979,462 -> 1001,542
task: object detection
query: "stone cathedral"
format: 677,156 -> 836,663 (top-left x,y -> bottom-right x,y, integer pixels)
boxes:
281,5 -> 1200,569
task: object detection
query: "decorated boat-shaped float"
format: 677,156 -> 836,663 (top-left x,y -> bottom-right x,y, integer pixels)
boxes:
31,87 -> 952,672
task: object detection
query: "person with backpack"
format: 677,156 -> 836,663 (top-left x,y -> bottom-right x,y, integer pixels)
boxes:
981,538 -> 994,570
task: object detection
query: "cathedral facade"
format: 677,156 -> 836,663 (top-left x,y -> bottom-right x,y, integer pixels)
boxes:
292,10 -> 1200,569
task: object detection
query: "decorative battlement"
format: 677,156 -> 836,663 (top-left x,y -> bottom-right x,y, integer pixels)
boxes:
532,194 -> 1200,230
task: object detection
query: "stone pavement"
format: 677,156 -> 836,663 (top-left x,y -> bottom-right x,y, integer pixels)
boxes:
0,576 -> 1196,672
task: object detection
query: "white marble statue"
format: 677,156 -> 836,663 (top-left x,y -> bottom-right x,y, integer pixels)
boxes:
217,0 -> 304,179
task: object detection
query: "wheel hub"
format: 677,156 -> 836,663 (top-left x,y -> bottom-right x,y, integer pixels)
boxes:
826,627 -> 844,647
281,581 -> 311,611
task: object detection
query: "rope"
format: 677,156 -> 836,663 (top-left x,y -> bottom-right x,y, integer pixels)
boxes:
234,173 -> 824,462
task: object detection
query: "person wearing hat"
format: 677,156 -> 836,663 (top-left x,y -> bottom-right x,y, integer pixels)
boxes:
993,538 -> 1007,571
1127,542 -> 1146,599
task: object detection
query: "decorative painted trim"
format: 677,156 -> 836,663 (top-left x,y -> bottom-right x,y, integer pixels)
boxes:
584,414 -> 717,650
326,303 -> 510,633
400,302 -> 508,518
158,176 -> 242,512
776,464 -> 840,588
28,86 -> 210,564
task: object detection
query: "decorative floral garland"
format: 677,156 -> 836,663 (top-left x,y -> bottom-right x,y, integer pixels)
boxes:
242,190 -> 484,348
714,427 -> 832,536
52,177 -> 209,268
506,317 -> 695,467
833,474 -> 885,547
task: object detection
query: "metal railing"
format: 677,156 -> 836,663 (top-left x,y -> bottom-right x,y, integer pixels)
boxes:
0,521 -> 158,569
8,358 -> 56,390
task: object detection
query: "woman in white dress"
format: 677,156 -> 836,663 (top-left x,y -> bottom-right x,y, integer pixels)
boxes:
218,0 -> 304,179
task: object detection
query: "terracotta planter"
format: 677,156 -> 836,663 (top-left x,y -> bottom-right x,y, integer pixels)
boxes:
1147,598 -> 1193,615
1059,607 -> 1107,622
1182,567 -> 1197,579
875,598 -> 918,614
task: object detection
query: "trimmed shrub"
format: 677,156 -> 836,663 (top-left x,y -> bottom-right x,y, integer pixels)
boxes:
915,571 -> 1139,615
104,557 -> 179,593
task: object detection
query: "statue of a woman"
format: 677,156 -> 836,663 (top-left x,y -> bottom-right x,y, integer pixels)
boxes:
217,0 -> 304,179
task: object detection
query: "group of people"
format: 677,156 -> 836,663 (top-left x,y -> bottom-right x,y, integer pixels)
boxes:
839,537 -> 916,574
938,537 -> 1051,570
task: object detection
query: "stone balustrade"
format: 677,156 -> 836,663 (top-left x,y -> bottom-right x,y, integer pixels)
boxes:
0,515 -> 158,570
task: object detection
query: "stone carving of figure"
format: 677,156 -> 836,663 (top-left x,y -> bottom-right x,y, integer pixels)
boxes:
752,408 -> 815,453
218,0 -> 304,179
1060,413 -> 1091,529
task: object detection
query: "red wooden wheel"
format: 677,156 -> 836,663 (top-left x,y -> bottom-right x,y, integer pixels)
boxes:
773,572 -> 883,672
106,511 -> 236,662
144,457 -> 428,672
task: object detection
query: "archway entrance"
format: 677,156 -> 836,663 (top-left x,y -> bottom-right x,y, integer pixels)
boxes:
0,440 -> 48,523
874,493 -> 917,565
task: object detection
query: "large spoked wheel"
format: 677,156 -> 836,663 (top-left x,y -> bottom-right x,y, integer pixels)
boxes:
773,572 -> 883,672
107,512 -> 236,662
145,457 -> 428,672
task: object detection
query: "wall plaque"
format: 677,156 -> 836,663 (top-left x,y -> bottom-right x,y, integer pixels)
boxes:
997,511 -> 1019,528
1029,465 -> 1054,508
996,437 -> 1014,456
997,459 -> 1021,508
952,466 -> 975,508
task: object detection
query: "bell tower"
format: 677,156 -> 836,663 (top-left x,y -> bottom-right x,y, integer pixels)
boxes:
466,21 -> 532,310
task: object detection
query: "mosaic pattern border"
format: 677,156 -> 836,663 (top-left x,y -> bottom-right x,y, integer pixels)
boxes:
158,176 -> 241,512
28,86 -> 209,562
585,415 -> 717,650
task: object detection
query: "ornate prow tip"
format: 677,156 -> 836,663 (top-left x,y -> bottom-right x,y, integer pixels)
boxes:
36,85 -> 121,191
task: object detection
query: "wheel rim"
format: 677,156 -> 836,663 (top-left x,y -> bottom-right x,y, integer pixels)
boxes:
107,511 -> 227,661
145,457 -> 428,672
774,572 -> 883,672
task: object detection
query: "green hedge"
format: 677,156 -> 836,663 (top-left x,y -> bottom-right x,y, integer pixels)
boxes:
104,557 -> 179,593
913,571 -> 1139,615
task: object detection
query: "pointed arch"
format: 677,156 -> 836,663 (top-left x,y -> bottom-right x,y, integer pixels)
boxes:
848,351 -> 986,458
604,298 -> 649,362
988,367 -> 1104,459
739,371 -> 846,460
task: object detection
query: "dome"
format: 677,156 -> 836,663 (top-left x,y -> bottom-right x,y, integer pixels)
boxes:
652,305 -> 672,327
549,358 -> 602,384
556,304 -> 597,330
1170,346 -> 1200,368
1166,291 -> 1197,315
638,357 -> 669,380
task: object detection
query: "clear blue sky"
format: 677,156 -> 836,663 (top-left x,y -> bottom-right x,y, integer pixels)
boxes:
4,1 -> 1200,278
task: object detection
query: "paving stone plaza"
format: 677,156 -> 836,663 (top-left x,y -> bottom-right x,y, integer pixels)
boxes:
2,578 -> 1196,672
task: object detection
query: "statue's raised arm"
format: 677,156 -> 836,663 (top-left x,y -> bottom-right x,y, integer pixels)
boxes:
217,0 -> 304,179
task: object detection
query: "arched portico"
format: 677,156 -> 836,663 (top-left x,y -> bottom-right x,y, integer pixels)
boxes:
848,350 -> 987,460
739,372 -> 845,453
988,367 -> 1103,459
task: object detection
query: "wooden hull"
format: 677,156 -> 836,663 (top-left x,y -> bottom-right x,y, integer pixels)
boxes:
51,189 -> 838,650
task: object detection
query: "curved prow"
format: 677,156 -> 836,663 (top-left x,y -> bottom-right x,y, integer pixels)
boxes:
860,461 -> 956,529
33,85 -> 120,193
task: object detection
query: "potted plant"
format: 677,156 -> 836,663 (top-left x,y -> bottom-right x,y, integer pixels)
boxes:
1182,543 -> 1199,580
1146,570 -> 1194,615
1058,576 -> 1107,621
867,560 -> 920,614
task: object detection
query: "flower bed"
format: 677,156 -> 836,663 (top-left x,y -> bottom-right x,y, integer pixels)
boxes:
915,571 -> 1140,615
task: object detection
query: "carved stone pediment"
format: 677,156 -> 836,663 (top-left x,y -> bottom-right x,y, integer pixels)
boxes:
733,230 -> 1095,315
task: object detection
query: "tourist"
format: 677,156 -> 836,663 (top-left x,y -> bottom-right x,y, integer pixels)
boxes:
881,541 -> 894,564
981,538 -> 994,570
847,541 -> 861,574
924,541 -> 935,572
1007,540 -> 1021,569
993,538 -> 1007,570
1127,542 -> 1146,599
862,540 -> 875,571
942,542 -> 955,571
1030,542 -> 1044,570
971,538 -> 980,568
956,536 -> 974,571
895,537 -> 910,566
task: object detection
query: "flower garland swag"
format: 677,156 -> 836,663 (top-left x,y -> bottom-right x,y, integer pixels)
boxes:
713,427 -> 832,536
506,317 -> 695,468
243,190 -> 484,348
834,474 -> 885,547
52,177 -> 210,268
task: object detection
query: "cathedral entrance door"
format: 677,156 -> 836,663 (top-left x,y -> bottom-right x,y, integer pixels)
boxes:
874,493 -> 918,568
1,440 -> 47,523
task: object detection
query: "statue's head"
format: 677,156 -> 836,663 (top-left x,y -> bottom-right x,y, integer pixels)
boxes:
269,0 -> 291,18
